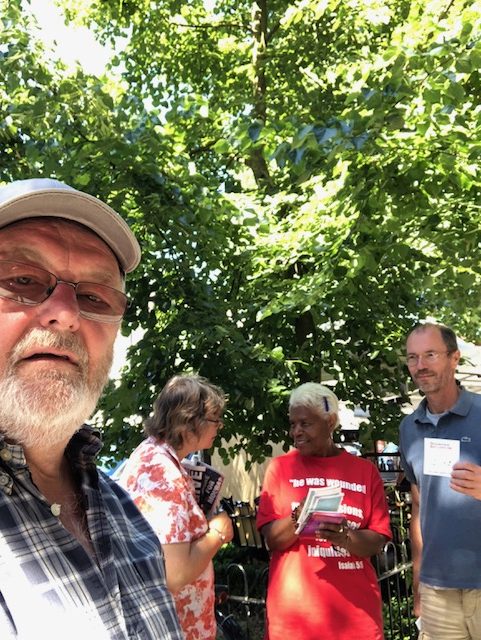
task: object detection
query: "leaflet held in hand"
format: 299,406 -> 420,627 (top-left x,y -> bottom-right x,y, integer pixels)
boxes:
182,457 -> 224,518
294,486 -> 344,537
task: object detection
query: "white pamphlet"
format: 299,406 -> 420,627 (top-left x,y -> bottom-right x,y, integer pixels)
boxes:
423,437 -> 459,477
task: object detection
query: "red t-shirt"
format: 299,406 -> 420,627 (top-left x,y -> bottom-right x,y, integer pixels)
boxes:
257,449 -> 391,640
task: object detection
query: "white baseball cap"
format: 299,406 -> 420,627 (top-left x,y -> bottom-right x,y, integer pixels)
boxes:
0,178 -> 141,273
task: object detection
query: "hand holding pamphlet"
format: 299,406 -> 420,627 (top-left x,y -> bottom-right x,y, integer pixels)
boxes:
182,456 -> 224,518
294,486 -> 344,538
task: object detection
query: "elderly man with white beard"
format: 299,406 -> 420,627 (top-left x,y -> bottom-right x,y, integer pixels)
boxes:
0,178 -> 184,640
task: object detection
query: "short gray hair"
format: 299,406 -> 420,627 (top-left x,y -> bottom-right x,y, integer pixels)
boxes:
408,322 -> 458,353
289,382 -> 340,427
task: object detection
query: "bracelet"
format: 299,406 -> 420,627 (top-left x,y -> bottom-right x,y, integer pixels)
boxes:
208,526 -> 227,542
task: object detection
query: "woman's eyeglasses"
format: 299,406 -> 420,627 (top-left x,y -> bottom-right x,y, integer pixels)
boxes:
204,417 -> 224,429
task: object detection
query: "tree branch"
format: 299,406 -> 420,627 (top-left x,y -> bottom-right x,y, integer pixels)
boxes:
170,20 -> 251,33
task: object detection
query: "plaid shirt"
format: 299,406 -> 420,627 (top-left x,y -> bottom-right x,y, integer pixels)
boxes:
0,426 -> 184,639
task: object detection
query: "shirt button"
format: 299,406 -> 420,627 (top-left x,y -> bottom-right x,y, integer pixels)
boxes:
0,474 -> 10,486
0,449 -> 12,462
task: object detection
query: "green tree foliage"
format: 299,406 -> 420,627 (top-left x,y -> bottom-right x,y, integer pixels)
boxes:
2,0 -> 481,464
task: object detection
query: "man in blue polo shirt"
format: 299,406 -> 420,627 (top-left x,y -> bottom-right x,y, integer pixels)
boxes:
400,322 -> 481,640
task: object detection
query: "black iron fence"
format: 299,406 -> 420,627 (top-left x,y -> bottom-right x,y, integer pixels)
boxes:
215,486 -> 416,640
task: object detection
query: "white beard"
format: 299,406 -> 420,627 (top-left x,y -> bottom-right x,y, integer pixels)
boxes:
0,329 -> 112,449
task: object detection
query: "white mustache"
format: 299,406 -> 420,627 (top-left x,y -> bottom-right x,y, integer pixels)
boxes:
10,329 -> 88,371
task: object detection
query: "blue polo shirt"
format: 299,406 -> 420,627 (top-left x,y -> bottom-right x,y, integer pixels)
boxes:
400,389 -> 481,588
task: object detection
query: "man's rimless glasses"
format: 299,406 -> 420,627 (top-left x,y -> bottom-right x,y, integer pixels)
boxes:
404,350 -> 453,367
0,260 -> 128,324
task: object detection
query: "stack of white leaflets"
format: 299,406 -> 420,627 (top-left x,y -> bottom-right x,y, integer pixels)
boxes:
294,486 -> 344,537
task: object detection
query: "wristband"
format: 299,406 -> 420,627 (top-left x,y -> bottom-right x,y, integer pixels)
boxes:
209,526 -> 227,542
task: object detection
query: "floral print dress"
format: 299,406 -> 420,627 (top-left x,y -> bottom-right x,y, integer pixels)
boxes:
119,437 -> 215,640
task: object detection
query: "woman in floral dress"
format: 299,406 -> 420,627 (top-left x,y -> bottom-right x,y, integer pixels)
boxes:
119,375 -> 233,640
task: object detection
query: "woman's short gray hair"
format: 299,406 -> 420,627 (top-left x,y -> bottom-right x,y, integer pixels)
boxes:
289,382 -> 340,427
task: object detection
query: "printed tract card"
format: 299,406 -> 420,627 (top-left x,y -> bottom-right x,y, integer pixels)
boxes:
423,437 -> 459,477
294,487 -> 344,537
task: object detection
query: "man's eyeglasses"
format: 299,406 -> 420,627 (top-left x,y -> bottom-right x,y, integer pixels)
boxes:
404,350 -> 452,367
204,417 -> 224,429
0,260 -> 128,324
